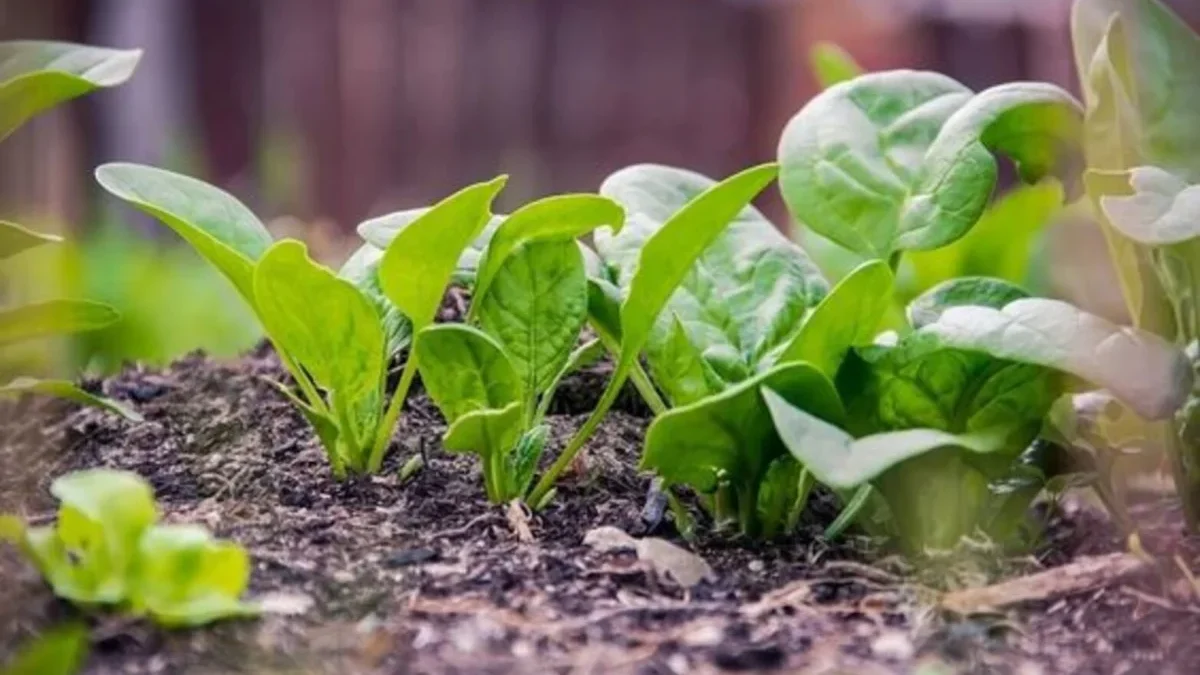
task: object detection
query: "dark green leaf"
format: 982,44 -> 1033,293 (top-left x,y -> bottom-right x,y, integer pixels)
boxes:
505,425 -> 549,500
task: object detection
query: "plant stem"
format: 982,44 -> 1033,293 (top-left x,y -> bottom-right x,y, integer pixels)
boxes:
367,355 -> 418,473
528,368 -> 625,507
629,362 -> 668,415
275,346 -> 326,415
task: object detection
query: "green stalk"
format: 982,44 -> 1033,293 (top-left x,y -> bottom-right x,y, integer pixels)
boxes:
367,354 -> 418,473
629,362 -> 668,415
528,370 -> 624,507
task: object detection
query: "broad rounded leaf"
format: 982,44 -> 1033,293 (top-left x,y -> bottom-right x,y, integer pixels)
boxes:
907,277 -> 1029,329
771,259 -> 892,377
924,298 -> 1191,419
379,177 -> 507,332
0,41 -> 141,140
0,220 -> 60,260
1097,166 -> 1200,245
0,377 -> 142,421
779,71 -> 1080,257
472,194 -> 623,308
414,324 -> 521,423
0,299 -> 119,346
477,240 -> 588,398
95,163 -> 273,302
641,362 -> 845,494
253,240 -> 384,401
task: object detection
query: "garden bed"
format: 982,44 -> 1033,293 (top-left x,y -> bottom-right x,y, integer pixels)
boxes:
3,348 -> 1199,674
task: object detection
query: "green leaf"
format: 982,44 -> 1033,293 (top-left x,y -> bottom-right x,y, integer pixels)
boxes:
477,240 -> 588,401
771,260 -> 892,377
442,402 -> 524,502
26,470 -> 157,604
254,240 -> 384,406
641,362 -> 844,496
809,41 -> 863,89
586,277 -> 624,345
756,457 -> 813,539
923,298 -> 1191,420
903,181 -> 1065,296
907,277 -> 1029,329
597,163 -> 827,399
0,220 -> 60,260
131,524 -> 257,627
765,390 -> 1006,488
505,425 -> 549,500
0,299 -> 119,345
95,164 -> 273,303
339,244 -> 412,356
0,378 -> 143,421
1096,166 -> 1200,245
414,324 -> 521,423
0,623 -> 89,675
472,194 -> 623,308
537,337 -> 606,421
0,41 -> 140,141
358,209 -> 505,283
779,72 -> 1080,258
529,163 -> 782,506
379,177 -> 507,332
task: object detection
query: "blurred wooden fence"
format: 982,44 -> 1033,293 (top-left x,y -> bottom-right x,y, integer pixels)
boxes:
10,0 -> 1191,236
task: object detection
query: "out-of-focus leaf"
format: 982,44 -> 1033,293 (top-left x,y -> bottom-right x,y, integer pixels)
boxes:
0,220 -> 60,260
0,377 -> 142,421
131,525 -> 258,627
0,300 -> 119,346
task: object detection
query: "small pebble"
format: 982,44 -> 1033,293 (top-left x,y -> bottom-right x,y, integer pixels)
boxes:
872,632 -> 915,661
748,560 -> 765,573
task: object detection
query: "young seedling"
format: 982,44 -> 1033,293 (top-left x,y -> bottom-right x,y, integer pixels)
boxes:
0,469 -> 257,627
412,194 -> 623,502
0,41 -> 143,420
96,164 -> 506,476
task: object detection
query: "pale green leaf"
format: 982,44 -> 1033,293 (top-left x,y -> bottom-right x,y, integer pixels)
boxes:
924,298 -> 1191,419
0,299 -> 119,345
771,259 -> 892,377
1096,166 -> 1200,245
0,220 -> 60,260
442,402 -> 524,502
358,209 -> 505,287
414,324 -> 521,423
95,163 -> 273,303
0,40 -> 140,141
0,378 -> 142,421
907,277 -> 1029,329
379,177 -> 507,332
477,240 -> 588,399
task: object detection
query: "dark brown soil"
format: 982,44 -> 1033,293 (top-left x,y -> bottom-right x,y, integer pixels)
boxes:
2,348 -> 1199,674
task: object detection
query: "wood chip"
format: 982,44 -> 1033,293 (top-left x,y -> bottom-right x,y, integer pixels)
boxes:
941,553 -> 1150,614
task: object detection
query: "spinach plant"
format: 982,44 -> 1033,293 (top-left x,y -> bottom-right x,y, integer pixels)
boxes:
1,469 -> 257,627
766,278 -> 1189,552
405,195 -> 622,502
0,41 -> 142,420
1073,0 -> 1200,529
97,164 -> 506,476
580,164 -> 896,537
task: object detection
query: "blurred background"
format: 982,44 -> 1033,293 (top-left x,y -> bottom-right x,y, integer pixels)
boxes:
1,0 -> 1198,374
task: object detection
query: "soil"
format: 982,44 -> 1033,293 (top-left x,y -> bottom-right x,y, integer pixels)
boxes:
2,346 -> 1200,674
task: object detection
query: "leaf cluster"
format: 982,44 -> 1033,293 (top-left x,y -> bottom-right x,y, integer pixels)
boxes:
1,469 -> 257,627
